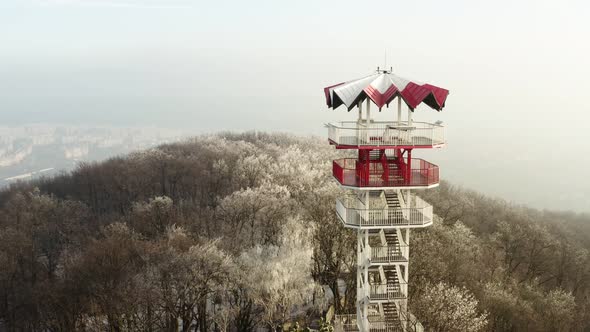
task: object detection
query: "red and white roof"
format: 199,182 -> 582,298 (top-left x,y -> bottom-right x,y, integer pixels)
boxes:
324,70 -> 449,111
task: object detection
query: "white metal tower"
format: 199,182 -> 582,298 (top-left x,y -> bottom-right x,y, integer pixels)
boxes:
324,69 -> 449,332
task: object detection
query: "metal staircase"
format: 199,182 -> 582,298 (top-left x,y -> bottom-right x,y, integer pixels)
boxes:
384,231 -> 402,261
385,192 -> 404,222
383,266 -> 402,298
369,150 -> 382,160
382,302 -> 403,331
385,192 -> 401,208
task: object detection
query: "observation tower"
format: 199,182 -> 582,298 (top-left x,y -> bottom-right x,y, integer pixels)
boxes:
324,68 -> 449,332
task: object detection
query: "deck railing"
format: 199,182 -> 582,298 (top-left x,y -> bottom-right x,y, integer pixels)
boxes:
335,314 -> 422,332
336,195 -> 433,228
334,314 -> 360,332
332,158 -> 439,188
368,281 -> 408,300
327,121 -> 445,148
370,244 -> 409,263
368,322 -> 407,332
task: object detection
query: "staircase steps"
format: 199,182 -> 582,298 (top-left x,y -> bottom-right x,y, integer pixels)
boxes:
369,150 -> 382,160
387,163 -> 404,183
384,192 -> 401,208
382,266 -> 403,297
384,192 -> 404,222
382,301 -> 403,329
383,231 -> 402,258
384,231 -> 399,246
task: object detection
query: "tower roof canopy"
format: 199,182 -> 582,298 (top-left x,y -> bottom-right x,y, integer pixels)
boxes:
324,69 -> 449,111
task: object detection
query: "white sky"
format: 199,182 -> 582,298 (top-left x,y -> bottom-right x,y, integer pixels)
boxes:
1,0 -> 589,212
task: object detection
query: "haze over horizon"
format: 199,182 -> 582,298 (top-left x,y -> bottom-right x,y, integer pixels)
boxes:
1,0 -> 589,212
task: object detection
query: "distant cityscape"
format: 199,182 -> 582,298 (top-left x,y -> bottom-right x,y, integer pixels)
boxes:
0,124 -> 190,187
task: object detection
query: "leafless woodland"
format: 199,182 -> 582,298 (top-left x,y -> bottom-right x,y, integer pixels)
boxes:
0,133 -> 588,332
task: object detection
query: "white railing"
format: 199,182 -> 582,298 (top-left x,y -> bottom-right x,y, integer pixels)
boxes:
397,191 -> 410,220
336,314 -> 420,332
370,245 -> 409,263
335,314 -> 360,332
368,321 -> 406,332
327,121 -> 445,147
369,282 -> 407,300
336,312 -> 423,332
336,195 -> 433,228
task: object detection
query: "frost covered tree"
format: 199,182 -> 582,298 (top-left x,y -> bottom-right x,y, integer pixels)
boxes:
412,282 -> 488,332
541,289 -> 576,332
216,183 -> 291,248
234,153 -> 274,188
240,218 -> 323,331
411,220 -> 486,289
480,282 -> 535,331
521,286 -> 576,332
269,146 -> 333,202
130,196 -> 179,237
72,222 -> 145,331
0,190 -> 89,331
143,227 -> 233,332
493,220 -> 556,283
306,184 -> 356,313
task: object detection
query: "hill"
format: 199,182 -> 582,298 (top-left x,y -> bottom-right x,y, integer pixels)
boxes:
0,132 -> 588,332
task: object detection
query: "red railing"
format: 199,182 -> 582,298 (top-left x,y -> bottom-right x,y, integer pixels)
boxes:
332,158 -> 439,188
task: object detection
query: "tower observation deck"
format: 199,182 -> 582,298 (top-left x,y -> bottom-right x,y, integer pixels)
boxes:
324,68 -> 449,332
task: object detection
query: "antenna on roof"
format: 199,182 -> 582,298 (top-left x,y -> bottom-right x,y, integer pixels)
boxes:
384,49 -> 387,71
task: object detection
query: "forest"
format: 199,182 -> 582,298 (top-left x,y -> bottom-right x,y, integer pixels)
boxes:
0,132 -> 589,332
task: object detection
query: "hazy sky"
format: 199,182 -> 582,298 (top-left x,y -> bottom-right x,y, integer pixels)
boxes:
1,0 -> 590,212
